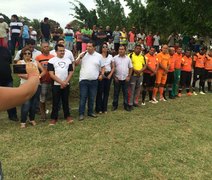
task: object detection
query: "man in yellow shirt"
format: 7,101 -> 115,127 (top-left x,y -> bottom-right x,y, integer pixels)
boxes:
128,44 -> 146,109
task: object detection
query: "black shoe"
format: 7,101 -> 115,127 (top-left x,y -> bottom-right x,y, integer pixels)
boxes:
112,106 -> 117,111
133,103 -> 140,107
9,117 -> 19,121
124,106 -> 131,112
169,95 -> 175,99
79,115 -> 84,121
88,114 -> 97,118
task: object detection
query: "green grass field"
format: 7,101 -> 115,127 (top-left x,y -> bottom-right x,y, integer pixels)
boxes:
0,88 -> 212,179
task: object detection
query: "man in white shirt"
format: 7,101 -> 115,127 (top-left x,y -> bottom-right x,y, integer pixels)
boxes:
75,41 -> 105,120
112,45 -> 133,111
14,39 -> 41,62
47,44 -> 74,125
153,32 -> 160,52
10,14 -> 23,55
50,38 -> 74,64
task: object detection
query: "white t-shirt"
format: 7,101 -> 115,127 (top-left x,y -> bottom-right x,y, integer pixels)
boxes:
50,49 -> 74,63
114,55 -> 133,80
153,35 -> 160,46
30,30 -> 37,41
14,49 -> 41,61
48,56 -> 73,85
79,51 -> 104,81
101,54 -> 114,72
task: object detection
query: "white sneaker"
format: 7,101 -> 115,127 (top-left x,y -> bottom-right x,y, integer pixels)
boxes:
200,91 -> 206,95
159,97 -> 167,102
141,102 -> 146,106
151,98 -> 158,103
193,91 -> 197,95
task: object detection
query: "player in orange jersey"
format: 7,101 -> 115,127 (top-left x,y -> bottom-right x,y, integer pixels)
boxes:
172,47 -> 182,96
205,49 -> 212,92
178,49 -> 193,96
163,47 -> 175,99
192,47 -> 207,95
142,47 -> 158,104
152,44 -> 170,102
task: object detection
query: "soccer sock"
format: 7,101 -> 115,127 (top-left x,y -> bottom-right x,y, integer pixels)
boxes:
208,82 -> 211,91
149,90 -> 153,100
152,87 -> 158,98
142,90 -> 146,102
168,87 -> 172,97
186,88 -> 189,93
159,87 -> 164,98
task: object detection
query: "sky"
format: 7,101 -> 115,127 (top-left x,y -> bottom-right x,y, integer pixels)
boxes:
0,0 -> 146,29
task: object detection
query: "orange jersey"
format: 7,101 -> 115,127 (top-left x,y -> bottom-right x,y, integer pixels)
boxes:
205,55 -> 212,71
193,53 -> 206,68
157,52 -> 170,72
181,56 -> 192,72
168,55 -> 175,72
144,53 -> 158,74
36,54 -> 54,83
173,53 -> 182,69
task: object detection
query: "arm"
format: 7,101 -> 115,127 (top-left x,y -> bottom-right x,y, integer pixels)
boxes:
36,61 -> 46,78
49,71 -> 66,87
107,61 -> 115,79
0,63 -> 39,111
64,64 -> 74,85
126,67 -> 133,82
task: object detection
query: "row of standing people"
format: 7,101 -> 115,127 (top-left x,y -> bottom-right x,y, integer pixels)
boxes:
1,37 -> 211,127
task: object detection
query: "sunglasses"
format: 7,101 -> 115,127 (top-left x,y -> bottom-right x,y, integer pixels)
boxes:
24,52 -> 31,55
102,45 -> 108,48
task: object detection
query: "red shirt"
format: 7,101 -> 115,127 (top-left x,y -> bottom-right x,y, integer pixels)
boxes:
146,35 -> 153,46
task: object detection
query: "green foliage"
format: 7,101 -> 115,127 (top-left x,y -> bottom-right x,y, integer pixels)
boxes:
124,0 -> 146,31
70,0 -> 211,36
70,0 -> 97,28
95,0 -> 127,29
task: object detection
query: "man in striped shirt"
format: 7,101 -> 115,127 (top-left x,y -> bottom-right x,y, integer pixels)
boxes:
10,14 -> 23,56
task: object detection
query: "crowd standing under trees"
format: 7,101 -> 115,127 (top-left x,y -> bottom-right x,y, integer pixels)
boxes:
0,0 -> 212,128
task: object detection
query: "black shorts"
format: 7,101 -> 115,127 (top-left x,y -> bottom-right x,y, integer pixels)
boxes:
180,71 -> 192,87
143,73 -> 156,87
205,70 -> 212,79
193,67 -> 205,81
166,71 -> 174,84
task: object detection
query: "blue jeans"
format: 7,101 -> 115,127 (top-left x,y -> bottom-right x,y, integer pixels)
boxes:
79,80 -> 98,115
21,86 -> 41,123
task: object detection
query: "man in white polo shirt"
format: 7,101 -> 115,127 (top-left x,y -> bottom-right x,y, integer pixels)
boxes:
75,41 -> 105,120
112,45 -> 133,111
47,44 -> 74,125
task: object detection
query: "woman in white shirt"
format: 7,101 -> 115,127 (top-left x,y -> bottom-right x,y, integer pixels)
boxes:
17,47 -> 45,128
95,42 -> 115,114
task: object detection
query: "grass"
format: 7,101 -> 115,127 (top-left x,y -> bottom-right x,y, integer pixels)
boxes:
0,90 -> 212,179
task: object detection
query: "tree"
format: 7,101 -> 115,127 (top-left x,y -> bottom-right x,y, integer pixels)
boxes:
95,0 -> 127,29
70,0 -> 97,28
124,0 -> 146,31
